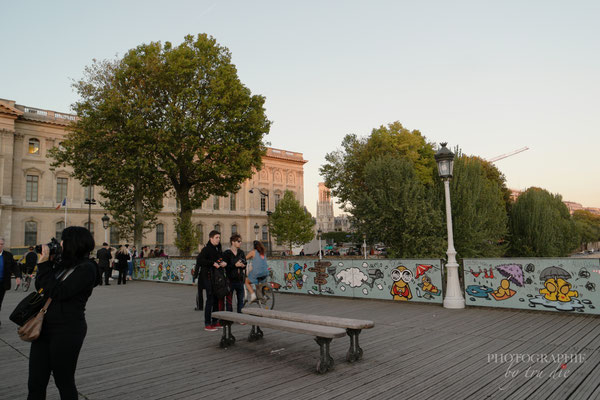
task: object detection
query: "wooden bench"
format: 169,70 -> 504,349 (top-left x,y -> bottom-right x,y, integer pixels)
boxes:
242,308 -> 374,363
212,311 -> 346,373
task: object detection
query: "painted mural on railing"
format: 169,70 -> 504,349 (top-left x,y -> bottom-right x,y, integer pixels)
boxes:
463,258 -> 600,314
134,258 -> 444,304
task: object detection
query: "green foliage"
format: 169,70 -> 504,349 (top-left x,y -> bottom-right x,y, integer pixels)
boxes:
269,191 -> 315,252
508,187 -> 579,256
353,156 -> 445,258
320,121 -> 436,213
573,210 -> 600,246
53,34 -> 270,255
441,155 -> 509,258
174,215 -> 202,256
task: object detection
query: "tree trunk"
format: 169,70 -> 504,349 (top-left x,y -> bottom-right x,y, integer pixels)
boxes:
177,189 -> 194,257
133,182 -> 145,253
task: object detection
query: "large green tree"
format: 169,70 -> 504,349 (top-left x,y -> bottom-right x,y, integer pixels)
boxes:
269,191 -> 315,253
441,155 -> 509,258
53,34 -> 270,255
51,58 -> 166,248
508,187 -> 578,256
352,156 -> 445,258
573,210 -> 600,249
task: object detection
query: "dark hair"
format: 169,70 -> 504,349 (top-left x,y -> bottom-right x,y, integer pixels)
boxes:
102,242 -> 108,246
28,246 -> 34,251
230,234 -> 242,244
61,226 -> 95,262
253,240 -> 265,256
209,230 -> 220,239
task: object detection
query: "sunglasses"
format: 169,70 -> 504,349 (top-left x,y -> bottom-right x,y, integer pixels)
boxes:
235,240 -> 242,243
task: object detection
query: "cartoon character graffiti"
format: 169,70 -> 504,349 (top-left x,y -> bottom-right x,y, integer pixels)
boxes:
390,266 -> 413,301
285,263 -> 306,289
490,264 -> 523,301
530,266 -> 584,311
153,262 -> 163,280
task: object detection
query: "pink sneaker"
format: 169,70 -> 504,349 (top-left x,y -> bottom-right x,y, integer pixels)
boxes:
204,325 -> 218,332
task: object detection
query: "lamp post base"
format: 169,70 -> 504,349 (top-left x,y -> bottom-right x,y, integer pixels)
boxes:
443,296 -> 466,309
443,261 -> 465,309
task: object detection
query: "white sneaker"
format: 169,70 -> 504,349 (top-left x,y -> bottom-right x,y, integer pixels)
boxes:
249,292 -> 257,303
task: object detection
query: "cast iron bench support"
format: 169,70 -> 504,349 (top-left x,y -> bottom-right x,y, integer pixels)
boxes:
346,328 -> 363,362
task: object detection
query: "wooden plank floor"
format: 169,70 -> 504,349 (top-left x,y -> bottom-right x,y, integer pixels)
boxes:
1,280 -> 599,399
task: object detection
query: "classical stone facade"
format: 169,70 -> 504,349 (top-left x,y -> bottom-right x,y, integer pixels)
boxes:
0,98 -> 306,254
316,182 -> 334,232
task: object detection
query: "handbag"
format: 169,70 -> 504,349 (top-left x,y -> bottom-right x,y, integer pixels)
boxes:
9,290 -> 46,326
18,298 -> 52,342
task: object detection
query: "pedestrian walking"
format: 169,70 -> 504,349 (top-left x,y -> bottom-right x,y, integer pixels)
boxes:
0,238 -> 21,325
96,243 -> 112,285
115,246 -> 130,285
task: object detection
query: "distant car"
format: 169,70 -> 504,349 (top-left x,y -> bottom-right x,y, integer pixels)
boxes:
588,250 -> 595,254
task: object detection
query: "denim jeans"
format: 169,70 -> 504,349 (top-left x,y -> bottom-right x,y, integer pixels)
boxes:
226,281 -> 245,313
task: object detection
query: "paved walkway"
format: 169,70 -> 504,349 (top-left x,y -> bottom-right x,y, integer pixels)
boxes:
1,280 -> 599,399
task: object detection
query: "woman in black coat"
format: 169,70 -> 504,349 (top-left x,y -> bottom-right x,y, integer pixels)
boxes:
28,226 -> 97,400
115,246 -> 131,285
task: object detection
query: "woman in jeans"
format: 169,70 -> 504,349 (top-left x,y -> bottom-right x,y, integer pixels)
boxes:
223,234 -> 247,313
28,226 -> 97,400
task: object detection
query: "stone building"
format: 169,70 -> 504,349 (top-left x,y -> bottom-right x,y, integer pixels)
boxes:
0,98 -> 306,254
316,182 -> 334,232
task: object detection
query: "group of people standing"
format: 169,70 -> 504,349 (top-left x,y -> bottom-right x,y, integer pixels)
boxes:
95,243 -> 136,285
195,230 -> 269,331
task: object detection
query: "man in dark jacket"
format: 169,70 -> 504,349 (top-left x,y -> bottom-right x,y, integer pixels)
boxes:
0,238 -> 22,325
196,230 -> 226,332
96,243 -> 112,285
22,246 -> 38,275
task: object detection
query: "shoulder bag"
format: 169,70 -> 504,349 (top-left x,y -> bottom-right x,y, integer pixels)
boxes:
18,298 -> 52,342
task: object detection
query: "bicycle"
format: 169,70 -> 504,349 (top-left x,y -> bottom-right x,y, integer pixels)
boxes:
244,270 -> 276,310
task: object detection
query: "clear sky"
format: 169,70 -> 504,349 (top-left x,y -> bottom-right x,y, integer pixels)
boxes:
2,0 -> 599,216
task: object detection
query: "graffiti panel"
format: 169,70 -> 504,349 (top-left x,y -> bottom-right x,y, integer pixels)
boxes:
133,258 -> 444,304
463,258 -> 600,314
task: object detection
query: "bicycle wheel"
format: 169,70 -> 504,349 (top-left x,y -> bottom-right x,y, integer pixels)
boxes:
23,276 -> 31,292
257,285 -> 275,310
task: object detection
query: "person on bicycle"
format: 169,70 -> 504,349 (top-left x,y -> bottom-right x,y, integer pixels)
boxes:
245,240 -> 269,303
223,234 -> 247,313
23,246 -> 38,276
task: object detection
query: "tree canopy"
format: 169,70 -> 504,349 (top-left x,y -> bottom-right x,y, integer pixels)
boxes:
269,191 -> 315,253
52,34 -> 270,255
508,187 -> 578,256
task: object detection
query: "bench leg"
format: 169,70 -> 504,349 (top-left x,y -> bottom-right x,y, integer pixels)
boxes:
346,329 -> 363,362
315,337 -> 334,374
248,325 -> 264,342
219,321 -> 236,348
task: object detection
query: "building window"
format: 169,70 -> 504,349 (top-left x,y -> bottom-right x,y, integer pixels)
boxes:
274,193 -> 281,207
55,221 -> 64,240
213,196 -> 219,210
260,194 -> 267,212
230,193 -> 236,211
56,177 -> 68,203
156,223 -> 164,245
28,138 -> 40,155
262,225 -> 268,241
110,226 -> 119,246
26,175 -> 38,202
196,224 -> 203,243
25,221 -> 37,246
84,186 -> 94,201
214,224 -> 221,233
231,224 -> 237,235
84,222 -> 94,236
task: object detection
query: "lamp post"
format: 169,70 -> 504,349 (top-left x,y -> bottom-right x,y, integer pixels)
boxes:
435,142 -> 465,309
253,223 -> 259,240
317,228 -> 323,260
363,233 -> 367,260
249,188 -> 272,256
101,213 -> 110,244
84,183 -> 96,231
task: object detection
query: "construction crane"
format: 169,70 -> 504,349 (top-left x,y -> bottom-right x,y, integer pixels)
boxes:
488,146 -> 529,163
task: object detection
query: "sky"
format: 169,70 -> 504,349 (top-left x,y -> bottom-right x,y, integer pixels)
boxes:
2,0 -> 599,216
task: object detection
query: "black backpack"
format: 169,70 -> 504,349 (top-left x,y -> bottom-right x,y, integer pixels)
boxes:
211,269 -> 230,298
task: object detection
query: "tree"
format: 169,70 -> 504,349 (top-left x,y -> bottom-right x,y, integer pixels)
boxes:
440,155 -> 509,258
269,191 -> 315,253
50,58 -> 166,249
352,156 -> 445,258
320,121 -> 437,213
572,210 -> 600,249
508,187 -> 579,256
53,34 -> 270,255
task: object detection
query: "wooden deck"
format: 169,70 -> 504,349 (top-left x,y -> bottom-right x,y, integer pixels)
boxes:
1,280 -> 599,399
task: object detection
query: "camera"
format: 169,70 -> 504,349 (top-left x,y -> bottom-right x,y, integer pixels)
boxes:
35,237 -> 62,257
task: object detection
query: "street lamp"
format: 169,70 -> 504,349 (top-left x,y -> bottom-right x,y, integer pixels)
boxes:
317,227 -> 323,260
435,142 -> 465,309
249,188 -> 272,256
84,183 -> 96,231
101,213 -> 110,244
363,233 -> 367,260
253,223 -> 259,240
